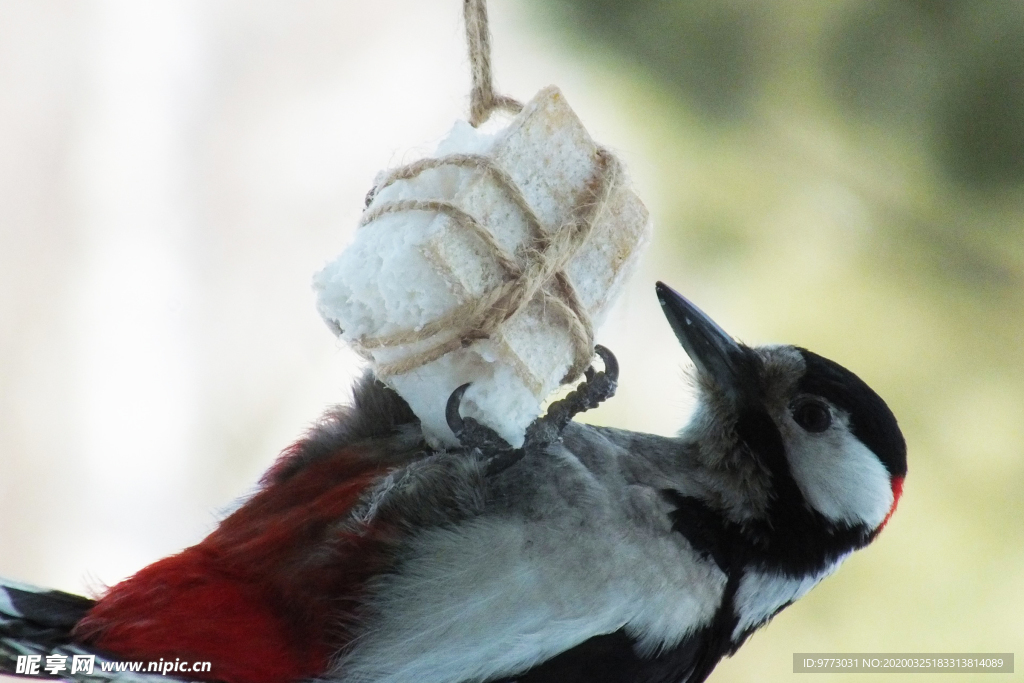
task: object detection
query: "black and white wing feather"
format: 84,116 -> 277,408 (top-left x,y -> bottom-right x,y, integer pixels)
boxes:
0,577 -> 182,683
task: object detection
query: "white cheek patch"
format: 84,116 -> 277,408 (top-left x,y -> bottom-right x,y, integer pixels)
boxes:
783,418 -> 894,528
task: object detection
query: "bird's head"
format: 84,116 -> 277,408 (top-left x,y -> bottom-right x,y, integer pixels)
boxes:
656,282 -> 906,543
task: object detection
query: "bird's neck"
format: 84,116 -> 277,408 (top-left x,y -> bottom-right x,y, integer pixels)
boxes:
674,407 -> 874,579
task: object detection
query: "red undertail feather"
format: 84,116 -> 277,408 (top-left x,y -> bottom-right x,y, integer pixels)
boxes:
74,444 -> 398,683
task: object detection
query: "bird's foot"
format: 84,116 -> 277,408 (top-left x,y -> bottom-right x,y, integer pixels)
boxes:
445,346 -> 618,476
524,345 -> 619,449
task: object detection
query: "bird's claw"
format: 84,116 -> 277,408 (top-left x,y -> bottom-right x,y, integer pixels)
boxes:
446,346 -> 618,477
524,345 -> 619,448
445,383 -> 471,437
594,345 -> 619,385
446,384 -> 521,473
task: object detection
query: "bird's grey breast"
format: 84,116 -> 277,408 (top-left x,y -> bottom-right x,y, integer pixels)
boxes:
334,424 -> 727,683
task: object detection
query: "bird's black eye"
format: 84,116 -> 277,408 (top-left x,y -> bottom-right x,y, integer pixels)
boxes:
792,399 -> 832,433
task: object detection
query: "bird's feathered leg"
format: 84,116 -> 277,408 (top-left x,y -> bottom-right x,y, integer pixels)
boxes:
445,346 -> 618,475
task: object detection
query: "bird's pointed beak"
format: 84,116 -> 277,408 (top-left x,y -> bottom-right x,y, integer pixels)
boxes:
655,282 -> 754,402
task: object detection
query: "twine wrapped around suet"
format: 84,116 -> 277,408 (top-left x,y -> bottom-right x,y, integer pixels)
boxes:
353,149 -> 620,383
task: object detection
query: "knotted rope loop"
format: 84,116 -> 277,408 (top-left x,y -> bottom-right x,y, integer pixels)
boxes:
464,0 -> 523,126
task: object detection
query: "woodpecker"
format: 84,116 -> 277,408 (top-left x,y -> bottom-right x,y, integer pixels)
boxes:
1,281 -> 905,683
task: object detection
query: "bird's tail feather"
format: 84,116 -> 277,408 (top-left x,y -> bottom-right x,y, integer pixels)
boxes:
0,577 -> 178,682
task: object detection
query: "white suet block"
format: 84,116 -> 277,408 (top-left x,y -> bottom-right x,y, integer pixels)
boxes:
315,86 -> 650,447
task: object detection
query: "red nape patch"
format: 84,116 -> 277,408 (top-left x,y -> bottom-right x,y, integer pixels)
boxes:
74,445 -> 401,683
877,475 -> 904,534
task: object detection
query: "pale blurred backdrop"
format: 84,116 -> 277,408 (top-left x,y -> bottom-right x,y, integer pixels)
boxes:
1,1 -> 1022,682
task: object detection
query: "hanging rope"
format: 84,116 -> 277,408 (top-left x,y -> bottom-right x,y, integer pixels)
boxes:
348,0 -> 622,386
463,0 -> 523,126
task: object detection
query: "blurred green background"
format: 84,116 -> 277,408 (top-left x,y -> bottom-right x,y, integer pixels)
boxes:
0,2 -> 1020,682
529,0 -> 1024,680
